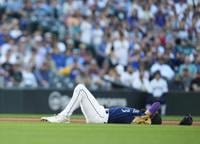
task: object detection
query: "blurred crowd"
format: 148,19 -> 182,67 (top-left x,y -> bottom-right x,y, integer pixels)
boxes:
0,0 -> 200,92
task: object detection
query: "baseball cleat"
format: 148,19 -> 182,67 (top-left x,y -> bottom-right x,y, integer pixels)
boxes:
41,115 -> 70,123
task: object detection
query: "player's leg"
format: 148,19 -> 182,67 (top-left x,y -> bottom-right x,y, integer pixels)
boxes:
145,94 -> 154,111
147,94 -> 166,115
60,84 -> 108,123
145,102 -> 161,116
41,84 -> 108,123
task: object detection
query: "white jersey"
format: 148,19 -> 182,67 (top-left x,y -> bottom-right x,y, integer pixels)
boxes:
150,78 -> 168,97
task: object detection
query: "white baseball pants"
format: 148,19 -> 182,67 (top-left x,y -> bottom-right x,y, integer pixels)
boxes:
59,84 -> 108,123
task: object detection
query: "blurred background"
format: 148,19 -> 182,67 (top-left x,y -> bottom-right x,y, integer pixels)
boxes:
0,0 -> 200,115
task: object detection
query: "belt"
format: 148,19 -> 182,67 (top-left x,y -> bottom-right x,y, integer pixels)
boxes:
104,109 -> 109,124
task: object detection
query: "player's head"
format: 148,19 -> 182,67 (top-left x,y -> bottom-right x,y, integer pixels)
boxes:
151,112 -> 162,125
154,70 -> 161,80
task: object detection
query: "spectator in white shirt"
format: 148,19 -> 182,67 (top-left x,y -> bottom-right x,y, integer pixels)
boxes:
120,65 -> 134,87
80,16 -> 92,45
132,64 -> 150,80
150,57 -> 175,81
195,18 -> 200,33
187,0 -> 199,6
21,65 -> 38,88
92,24 -> 104,48
147,71 -> 168,115
62,0 -> 81,15
175,0 -> 188,17
110,31 -> 130,66
132,67 -> 151,93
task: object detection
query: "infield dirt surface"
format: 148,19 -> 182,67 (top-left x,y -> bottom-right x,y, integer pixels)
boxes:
0,117 -> 200,126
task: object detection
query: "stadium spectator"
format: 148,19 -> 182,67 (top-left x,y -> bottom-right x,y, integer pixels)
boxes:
190,53 -> 200,92
0,67 -> 6,87
107,31 -> 129,66
154,8 -> 166,27
34,61 -> 52,88
190,72 -> 200,92
51,46 -> 66,69
0,0 -> 199,90
128,43 -> 144,70
80,16 -> 92,45
148,71 -> 168,115
195,53 -> 200,73
95,34 -> 109,67
150,56 -> 175,81
132,66 -> 151,93
21,65 -> 38,88
177,56 -> 197,91
120,65 -> 134,87
92,24 -> 104,48
84,59 -> 106,90
175,0 -> 188,16
9,63 -> 23,87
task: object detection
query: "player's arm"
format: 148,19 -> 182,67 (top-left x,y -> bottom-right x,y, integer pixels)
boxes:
132,102 -> 161,125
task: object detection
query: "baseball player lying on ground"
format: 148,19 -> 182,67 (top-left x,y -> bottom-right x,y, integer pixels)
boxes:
41,84 -> 160,124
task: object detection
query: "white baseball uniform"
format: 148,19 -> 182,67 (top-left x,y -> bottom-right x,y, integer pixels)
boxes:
59,84 -> 109,123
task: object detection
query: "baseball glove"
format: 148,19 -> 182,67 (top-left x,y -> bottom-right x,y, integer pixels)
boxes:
179,114 -> 193,126
132,115 -> 151,125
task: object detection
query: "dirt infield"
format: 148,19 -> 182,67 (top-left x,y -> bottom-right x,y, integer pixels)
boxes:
0,117 -> 199,126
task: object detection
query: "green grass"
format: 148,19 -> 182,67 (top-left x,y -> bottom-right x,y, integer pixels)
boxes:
0,122 -> 200,144
0,114 -> 200,144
